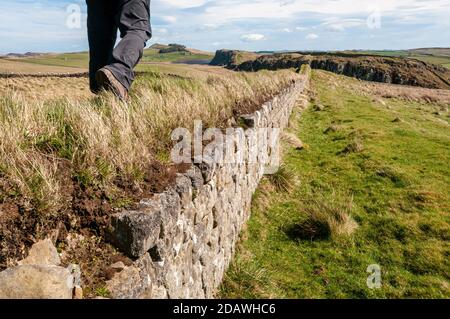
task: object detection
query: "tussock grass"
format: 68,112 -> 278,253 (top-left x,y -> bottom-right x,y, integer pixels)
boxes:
266,165 -> 296,193
342,138 -> 364,154
288,194 -> 358,241
0,67 -> 300,215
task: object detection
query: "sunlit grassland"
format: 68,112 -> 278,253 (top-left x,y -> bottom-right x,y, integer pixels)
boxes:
220,70 -> 450,299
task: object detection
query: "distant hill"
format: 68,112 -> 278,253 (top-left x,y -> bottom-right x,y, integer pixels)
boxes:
149,43 -> 212,56
0,45 -> 213,74
408,48 -> 450,57
148,43 -> 170,50
1,52 -> 45,58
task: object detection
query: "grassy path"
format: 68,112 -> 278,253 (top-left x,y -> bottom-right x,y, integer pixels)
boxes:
220,70 -> 450,298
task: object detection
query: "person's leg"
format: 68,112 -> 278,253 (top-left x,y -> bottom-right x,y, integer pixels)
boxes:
105,0 -> 152,91
86,0 -> 119,93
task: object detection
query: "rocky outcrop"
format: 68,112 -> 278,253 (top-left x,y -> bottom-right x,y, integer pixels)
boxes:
237,53 -> 309,71
307,56 -> 450,89
104,72 -> 311,299
210,50 -> 450,89
0,239 -> 80,299
209,49 -> 238,67
209,49 -> 260,69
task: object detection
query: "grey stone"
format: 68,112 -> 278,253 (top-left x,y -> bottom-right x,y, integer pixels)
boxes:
67,264 -> 82,287
0,265 -> 74,299
106,266 -> 151,299
175,173 -> 193,207
160,189 -> 182,227
18,239 -> 60,266
150,285 -> 168,299
198,161 -> 216,183
185,166 -> 204,190
109,210 -> 161,258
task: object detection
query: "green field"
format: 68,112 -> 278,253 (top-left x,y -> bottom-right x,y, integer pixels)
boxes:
9,52 -> 90,69
220,70 -> 450,298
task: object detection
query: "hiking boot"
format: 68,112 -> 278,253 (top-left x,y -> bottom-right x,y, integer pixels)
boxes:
95,68 -> 129,101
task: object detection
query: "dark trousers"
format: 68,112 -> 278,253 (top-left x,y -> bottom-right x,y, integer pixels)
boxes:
86,0 -> 151,92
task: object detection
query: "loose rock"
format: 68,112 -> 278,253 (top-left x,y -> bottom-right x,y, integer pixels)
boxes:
0,265 -> 74,299
18,239 -> 60,266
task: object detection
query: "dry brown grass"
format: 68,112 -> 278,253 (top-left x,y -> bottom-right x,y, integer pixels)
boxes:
0,65 -> 301,214
314,70 -> 450,106
0,76 -> 93,101
266,165 -> 297,193
0,58 -> 86,74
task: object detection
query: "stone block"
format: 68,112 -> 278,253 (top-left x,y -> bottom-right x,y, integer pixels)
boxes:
109,210 -> 161,258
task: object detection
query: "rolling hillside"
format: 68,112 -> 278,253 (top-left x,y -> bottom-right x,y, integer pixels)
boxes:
221,70 -> 450,299
341,48 -> 450,69
0,44 -> 213,74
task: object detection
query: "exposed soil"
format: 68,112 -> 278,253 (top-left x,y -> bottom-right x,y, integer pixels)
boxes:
0,157 -> 189,296
232,79 -> 298,117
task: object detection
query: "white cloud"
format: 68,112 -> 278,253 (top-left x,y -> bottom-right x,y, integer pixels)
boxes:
198,0 -> 450,24
159,0 -> 208,9
282,28 -> 292,33
161,15 -> 177,24
240,33 -> 266,42
306,33 -> 319,40
295,26 -> 308,31
200,23 -> 220,31
322,18 -> 366,32
155,28 -> 169,34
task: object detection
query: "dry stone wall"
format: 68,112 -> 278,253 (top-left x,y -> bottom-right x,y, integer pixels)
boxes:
106,72 -> 310,299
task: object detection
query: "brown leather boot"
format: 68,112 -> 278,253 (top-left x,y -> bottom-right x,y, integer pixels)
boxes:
95,68 -> 129,101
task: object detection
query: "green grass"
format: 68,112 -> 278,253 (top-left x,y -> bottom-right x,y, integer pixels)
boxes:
220,70 -> 450,299
12,52 -> 89,69
409,55 -> 450,66
343,50 -> 410,57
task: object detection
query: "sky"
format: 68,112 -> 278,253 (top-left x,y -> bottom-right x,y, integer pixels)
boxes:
0,0 -> 449,54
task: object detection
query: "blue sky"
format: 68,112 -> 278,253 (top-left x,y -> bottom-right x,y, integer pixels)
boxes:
0,0 -> 449,54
